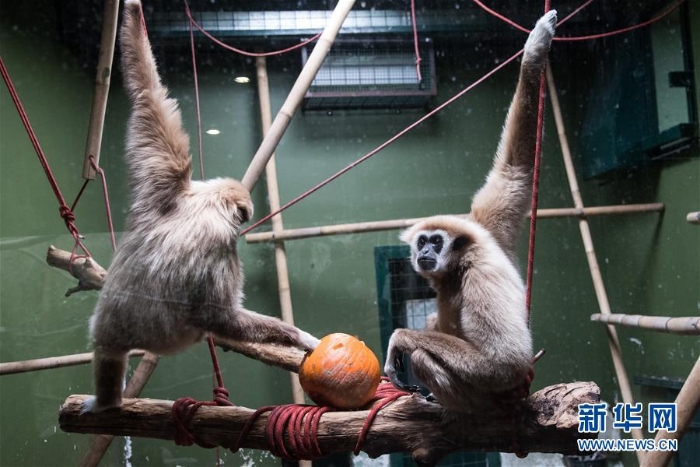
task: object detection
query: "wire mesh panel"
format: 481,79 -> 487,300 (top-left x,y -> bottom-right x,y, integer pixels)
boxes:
303,40 -> 436,110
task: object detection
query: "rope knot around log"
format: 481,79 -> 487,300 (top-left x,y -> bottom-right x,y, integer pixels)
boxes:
174,380 -> 411,461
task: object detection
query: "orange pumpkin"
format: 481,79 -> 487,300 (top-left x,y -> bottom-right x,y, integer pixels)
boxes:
298,333 -> 381,410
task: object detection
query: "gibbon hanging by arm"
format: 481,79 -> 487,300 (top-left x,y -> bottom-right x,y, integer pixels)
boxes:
384,11 -> 557,413
83,0 -> 319,413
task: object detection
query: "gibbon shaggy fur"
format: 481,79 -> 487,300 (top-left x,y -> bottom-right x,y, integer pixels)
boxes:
84,0 -> 319,413
384,10 -> 557,412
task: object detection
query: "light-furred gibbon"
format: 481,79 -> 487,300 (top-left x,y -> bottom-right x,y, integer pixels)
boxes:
384,11 -> 557,413
83,0 -> 319,413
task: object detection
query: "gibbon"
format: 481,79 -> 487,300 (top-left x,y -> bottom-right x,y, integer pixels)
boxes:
384,11 -> 557,412
83,0 -> 319,413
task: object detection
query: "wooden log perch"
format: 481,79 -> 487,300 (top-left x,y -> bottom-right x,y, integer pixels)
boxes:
46,245 -> 107,296
60,380 -> 598,464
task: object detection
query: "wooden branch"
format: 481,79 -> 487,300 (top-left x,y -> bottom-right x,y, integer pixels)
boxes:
60,381 -> 598,464
0,350 -> 145,376
244,204 -> 665,244
214,338 -> 305,373
46,245 -> 107,296
80,352 -> 160,467
591,313 -> 700,335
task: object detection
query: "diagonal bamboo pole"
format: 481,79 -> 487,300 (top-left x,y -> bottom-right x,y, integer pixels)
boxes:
547,64 -> 645,463
79,352 -> 160,467
241,0 -> 356,192
255,57 -> 308,428
82,0 -> 120,179
642,356 -> 700,467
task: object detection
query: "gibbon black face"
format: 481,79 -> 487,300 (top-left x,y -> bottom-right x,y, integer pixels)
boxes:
416,232 -> 445,271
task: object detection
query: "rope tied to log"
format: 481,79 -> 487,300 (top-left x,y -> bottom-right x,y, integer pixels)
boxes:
172,370 -> 410,460
228,378 -> 410,460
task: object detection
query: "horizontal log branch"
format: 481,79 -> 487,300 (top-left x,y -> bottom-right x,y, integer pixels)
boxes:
591,313 -> 700,335
60,380 -> 598,464
244,203 -> 665,244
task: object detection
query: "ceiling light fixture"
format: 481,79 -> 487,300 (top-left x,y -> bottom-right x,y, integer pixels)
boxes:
206,129 -> 221,135
234,76 -> 250,84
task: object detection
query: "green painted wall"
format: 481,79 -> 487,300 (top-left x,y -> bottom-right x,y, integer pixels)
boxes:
1,1 -> 698,466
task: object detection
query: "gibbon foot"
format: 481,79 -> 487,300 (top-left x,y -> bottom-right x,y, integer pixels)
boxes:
387,353 -> 422,393
79,395 -> 121,414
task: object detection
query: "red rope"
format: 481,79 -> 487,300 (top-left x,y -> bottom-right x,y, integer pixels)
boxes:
473,0 -> 686,42
184,0 -> 322,58
241,48 -> 525,235
410,0 -> 423,82
171,336 -> 233,447
354,379 -> 409,455
0,55 -> 90,257
524,0 -> 551,317
88,156 -> 117,251
231,379 -> 409,459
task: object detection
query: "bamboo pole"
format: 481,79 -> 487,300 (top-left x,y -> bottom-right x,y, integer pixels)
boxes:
240,0 -> 356,192
591,314 -> 700,335
0,350 -> 145,376
255,57 -> 308,420
82,0 -> 120,179
245,203 -> 665,244
547,65 -> 645,463
643,356 -> 700,467
687,211 -> 700,224
80,352 -> 160,467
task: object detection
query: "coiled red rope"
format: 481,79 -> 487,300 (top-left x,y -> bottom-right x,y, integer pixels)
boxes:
228,378 -> 409,460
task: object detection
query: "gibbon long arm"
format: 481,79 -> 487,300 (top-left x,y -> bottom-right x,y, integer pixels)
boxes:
469,20 -> 554,258
121,1 -> 192,216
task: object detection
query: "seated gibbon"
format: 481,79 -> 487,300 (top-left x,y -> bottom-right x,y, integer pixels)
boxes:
384,10 -> 557,412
